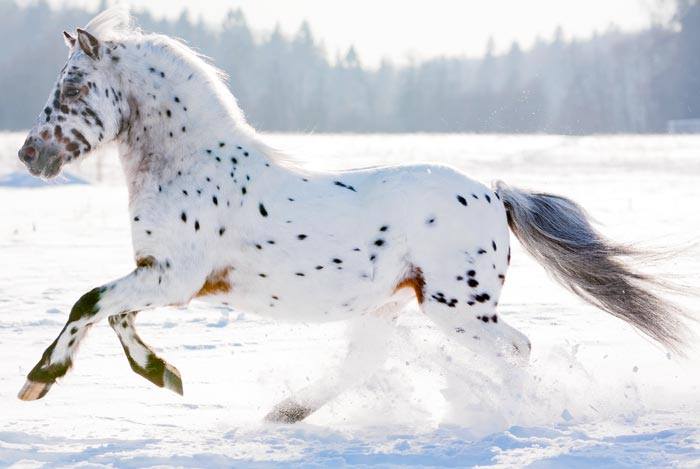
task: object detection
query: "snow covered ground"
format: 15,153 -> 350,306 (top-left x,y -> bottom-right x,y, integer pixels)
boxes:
1,132 -> 700,467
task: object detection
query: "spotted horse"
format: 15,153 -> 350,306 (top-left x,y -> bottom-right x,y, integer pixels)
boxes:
17,8 -> 690,420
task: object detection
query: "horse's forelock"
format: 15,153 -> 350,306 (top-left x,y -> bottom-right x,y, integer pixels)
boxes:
84,5 -> 134,40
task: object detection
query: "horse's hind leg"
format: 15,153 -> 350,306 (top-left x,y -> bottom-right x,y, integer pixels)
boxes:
265,307 -> 400,423
108,312 -> 183,395
416,265 -> 531,364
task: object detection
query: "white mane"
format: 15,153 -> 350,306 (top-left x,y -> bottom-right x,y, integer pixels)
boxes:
84,4 -> 133,39
81,6 -> 303,170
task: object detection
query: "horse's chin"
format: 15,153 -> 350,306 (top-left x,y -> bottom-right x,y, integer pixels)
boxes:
25,155 -> 65,180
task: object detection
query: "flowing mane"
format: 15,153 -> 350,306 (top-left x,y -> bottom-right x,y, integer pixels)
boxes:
82,6 -> 299,170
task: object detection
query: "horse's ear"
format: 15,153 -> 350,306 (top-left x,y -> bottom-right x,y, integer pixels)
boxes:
76,28 -> 100,60
63,31 -> 76,48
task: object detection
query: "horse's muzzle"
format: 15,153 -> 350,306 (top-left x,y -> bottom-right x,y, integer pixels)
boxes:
18,136 -> 64,179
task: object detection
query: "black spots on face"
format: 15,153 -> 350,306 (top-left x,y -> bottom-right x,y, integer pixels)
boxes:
477,248 -> 487,255
295,272 -> 305,277
297,234 -> 307,240
219,142 -> 225,148
160,71 -> 165,78
315,265 -> 324,270
243,151 -> 249,157
457,195 -> 468,206
369,254 -> 377,262
111,55 -> 120,63
302,178 -> 309,182
174,96 -> 180,103
476,314 -> 498,323
259,203 -> 268,217
181,211 -> 187,223
166,109 -> 171,118
255,243 -> 262,250
212,196 -> 218,206
145,230 -> 152,236
219,227 -> 226,236
467,270 -> 476,277
353,247 -> 361,252
431,292 -> 458,308
259,273 -> 267,278
494,192 -> 501,200
468,278 -> 479,288
169,132 -> 173,138
182,190 -> 188,196
455,327 -> 465,334
267,240 -> 275,245
492,240 -> 497,251
379,225 -> 389,232
485,194 -> 491,203
182,126 -> 186,133
194,220 -> 200,231
456,276 -> 464,281
287,197 -> 295,202
374,239 -> 385,247
149,66 -> 156,73
133,216 -> 140,222
498,274 -> 506,284
231,157 -> 238,164
70,129 -> 90,150
507,248 -> 512,265
158,185 -> 162,193
332,258 -> 343,264
334,181 -> 357,192
206,149 -> 212,154
426,217 -> 436,226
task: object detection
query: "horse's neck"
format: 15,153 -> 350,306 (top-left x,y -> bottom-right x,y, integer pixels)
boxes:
114,37 -> 269,199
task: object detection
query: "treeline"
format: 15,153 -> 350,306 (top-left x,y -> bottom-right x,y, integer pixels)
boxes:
1,0 -> 698,133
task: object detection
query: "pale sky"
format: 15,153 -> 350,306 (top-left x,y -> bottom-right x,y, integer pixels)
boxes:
31,0 -> 667,66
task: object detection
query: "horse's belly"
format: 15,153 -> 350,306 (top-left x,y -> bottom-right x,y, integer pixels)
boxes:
197,268 -> 398,323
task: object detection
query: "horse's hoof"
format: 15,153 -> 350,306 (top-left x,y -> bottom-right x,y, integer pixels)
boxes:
163,363 -> 183,396
18,380 -> 52,401
264,399 -> 314,423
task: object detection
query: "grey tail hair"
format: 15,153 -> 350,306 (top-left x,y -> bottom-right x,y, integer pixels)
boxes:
493,181 -> 689,353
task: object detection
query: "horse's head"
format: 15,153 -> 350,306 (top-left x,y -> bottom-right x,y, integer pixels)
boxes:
18,28 -> 126,178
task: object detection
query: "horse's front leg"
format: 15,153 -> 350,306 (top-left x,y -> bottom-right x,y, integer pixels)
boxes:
18,258 -> 197,401
108,311 -> 183,395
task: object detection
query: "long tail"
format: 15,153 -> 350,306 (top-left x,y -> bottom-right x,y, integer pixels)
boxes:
493,181 -> 688,353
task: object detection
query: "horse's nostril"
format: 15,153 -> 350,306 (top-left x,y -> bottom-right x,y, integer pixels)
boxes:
18,145 -> 37,162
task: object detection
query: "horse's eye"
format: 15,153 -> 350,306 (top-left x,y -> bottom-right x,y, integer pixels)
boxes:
63,87 -> 80,99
